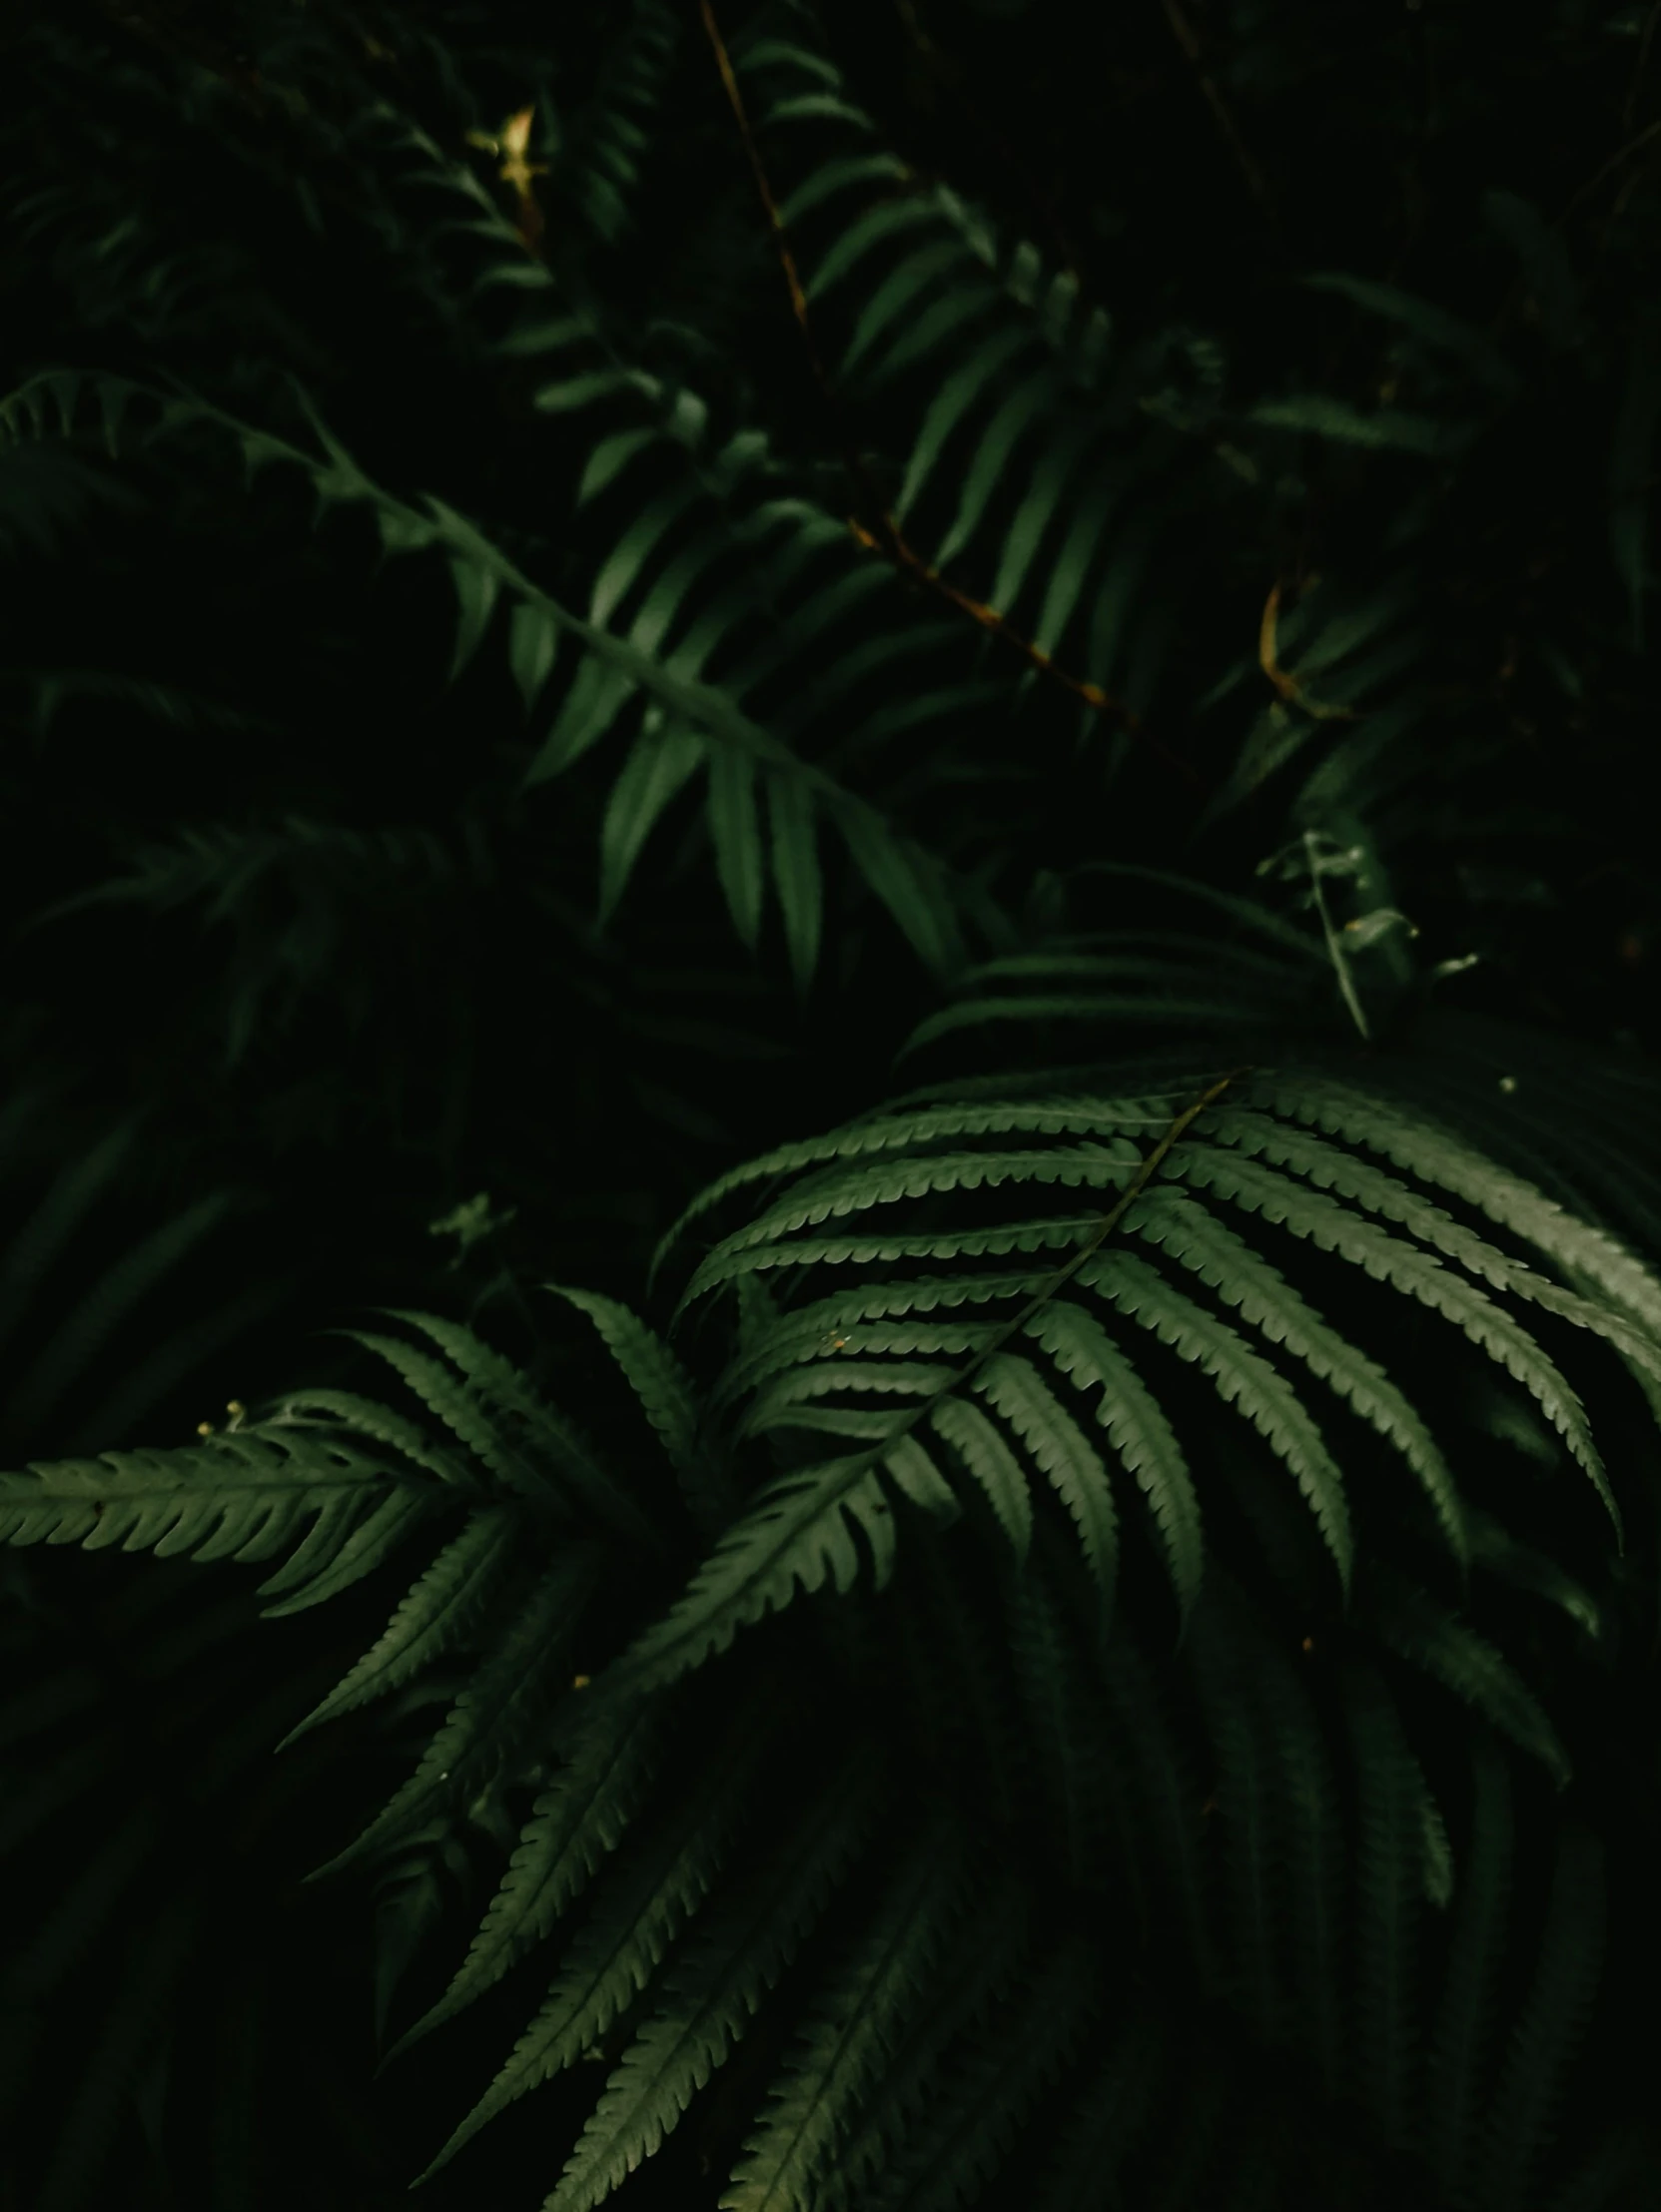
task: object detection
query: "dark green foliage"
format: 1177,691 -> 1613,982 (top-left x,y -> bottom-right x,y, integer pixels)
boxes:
2,2 -> 1660,2209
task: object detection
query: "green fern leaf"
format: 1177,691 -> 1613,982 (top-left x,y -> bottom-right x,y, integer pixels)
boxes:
895,328 -> 1033,521
1236,1075 -> 1661,1344
765,768 -> 822,996
1127,1188 -> 1467,1569
680,1214 -> 1102,1305
1345,1663 -> 1425,2147
934,364 -> 1068,570
818,1871 -> 1033,2212
546,1744 -> 884,2212
1078,1249 -> 1354,1604
306,1546 -> 604,1882
1020,1296 -> 1203,1633
925,1396 -> 1034,1561
805,194 -> 944,301
713,1271 -> 1050,1409
1473,1823 -> 1607,2212
335,1325 -> 558,1505
0,1428 -> 441,1613
597,719 -> 708,926
543,1285 -> 731,1527
706,744 -> 765,950
597,1452 -> 913,1700
973,1352 -> 1119,1627
264,1389 -> 471,1487
1189,1595 -> 1287,2042
652,1098 -> 1172,1276
1425,1729 -> 1513,2196
273,1503 -> 522,1752
508,597 -> 561,711
445,550 -> 500,679
383,1311 -> 660,1547
694,1142 -> 1140,1267
1104,1629 -> 1221,1988
719,1814 -> 971,2212
413,1700 -> 768,2183
1174,1142 -> 1622,1545
869,1941 -> 1099,2212
1362,1565 -> 1573,1789
1030,2004 -> 1174,2212
1005,1551 -> 1111,1885
386,1704 -> 661,2064
741,1358 -> 959,1438
1463,1505 -> 1603,1639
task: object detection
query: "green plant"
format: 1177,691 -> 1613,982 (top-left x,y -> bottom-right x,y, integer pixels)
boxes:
3,2 -> 1660,2208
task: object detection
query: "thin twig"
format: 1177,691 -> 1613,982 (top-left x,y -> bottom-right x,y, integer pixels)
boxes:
1257,579 -> 1357,723
1160,0 -> 1276,223
849,518 -> 1200,790
698,0 -> 897,550
699,0 -> 1202,788
1555,114 -> 1661,230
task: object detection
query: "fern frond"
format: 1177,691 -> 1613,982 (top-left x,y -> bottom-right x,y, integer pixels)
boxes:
334,1324 -> 569,1510
680,1212 -> 1110,1301
1362,1564 -> 1573,1789
718,1812 -> 972,2212
411,1693 -> 772,2182
868,1940 -> 1100,2212
1174,1139 -> 1624,1544
740,1352 -> 969,1439
2,370 -> 971,988
1189,1593 -> 1287,2043
1244,1073 -> 1661,1343
1248,1600 -> 1346,2096
1344,1662 -> 1425,2148
1004,1544 -> 1115,1886
363,1310 -> 660,1543
713,1270 -> 1052,1408
544,1285 -> 734,1532
1100,1628 -> 1220,1987
547,1743 -> 884,2212
306,1545 -> 604,1881
816,1870 -> 1033,2212
1078,1250 -> 1353,1604
1127,1188 -> 1467,1570
1425,1729 -> 1514,2199
1473,1823 -> 1606,2212
0,1427 -> 446,1615
33,1891 -> 197,2212
385,1703 -> 661,2062
654,1096 -> 1177,1281
266,1388 -> 470,1487
974,1351 -> 1120,1626
1020,1295 -> 1204,1632
1028,1999 -> 1173,2212
698,1142 -> 1141,1264
1463,1505 -> 1604,1640
925,1396 -> 1034,1561
273,1503 -> 522,1751
593,1454 -> 904,1701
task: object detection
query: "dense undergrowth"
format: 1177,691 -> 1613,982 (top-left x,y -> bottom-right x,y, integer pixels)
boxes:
2,3 -> 1660,2207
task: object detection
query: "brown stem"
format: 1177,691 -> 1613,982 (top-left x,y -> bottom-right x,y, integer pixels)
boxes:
1160,0 -> 1276,224
699,0 -> 1202,787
